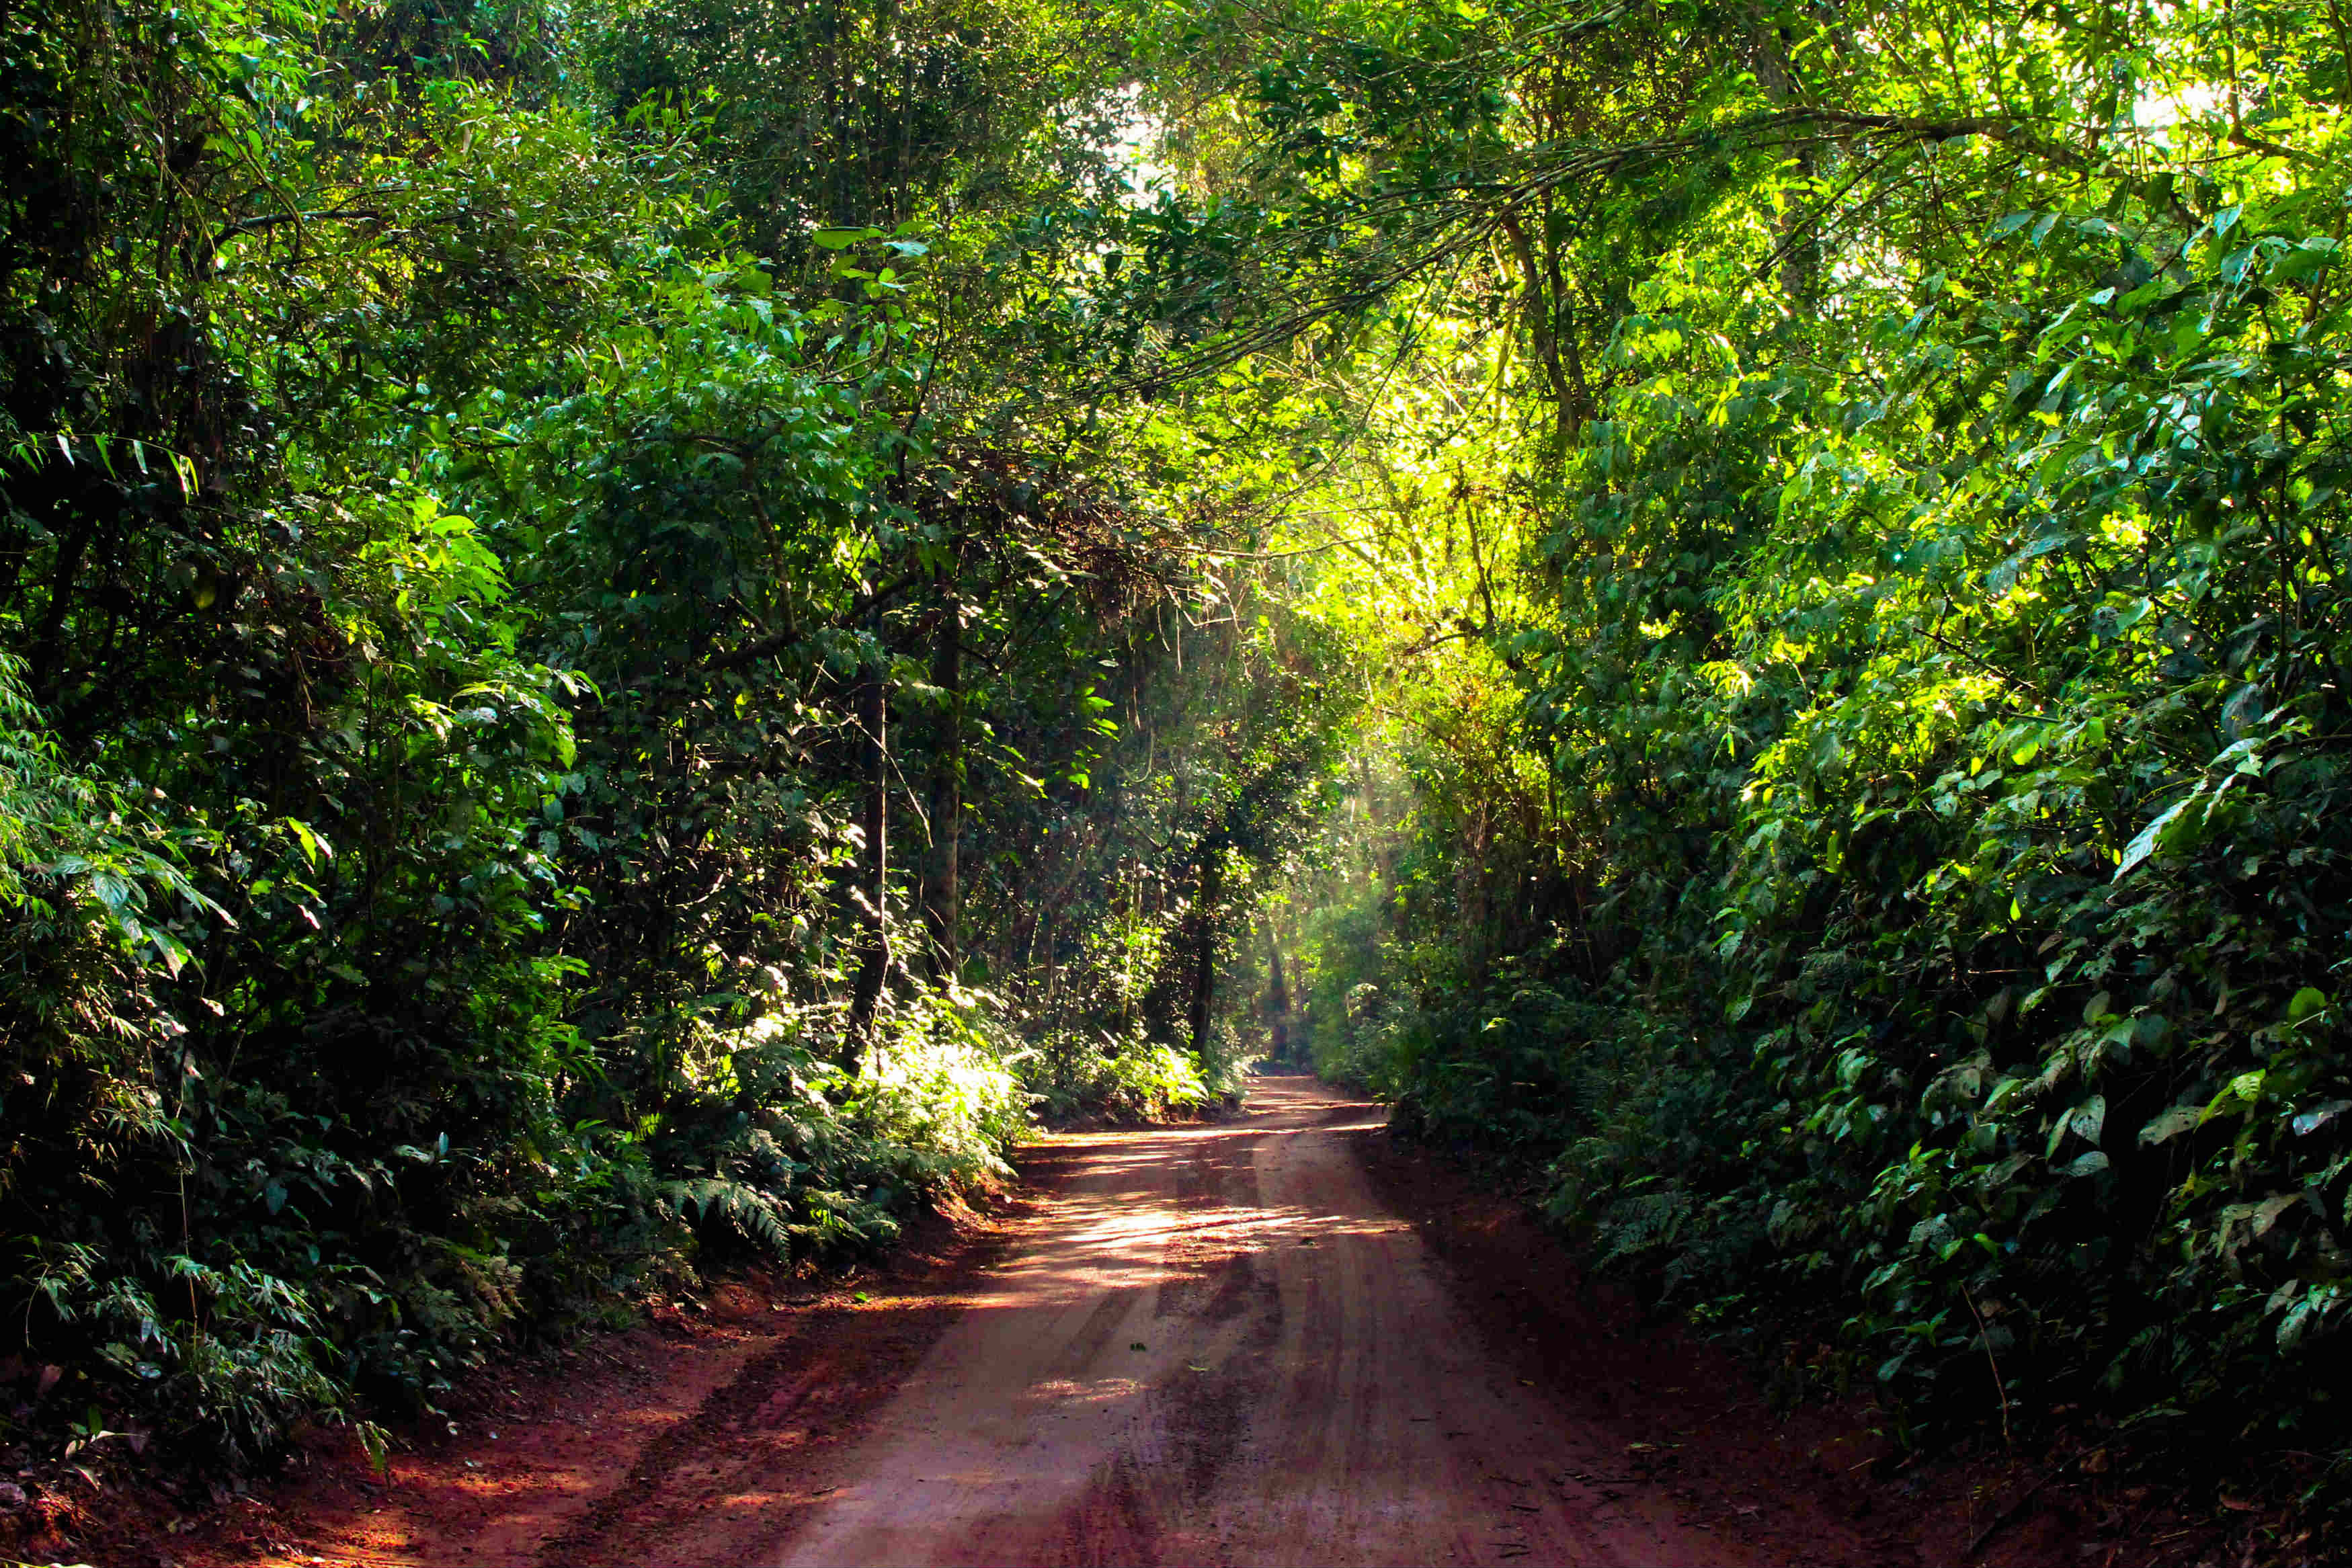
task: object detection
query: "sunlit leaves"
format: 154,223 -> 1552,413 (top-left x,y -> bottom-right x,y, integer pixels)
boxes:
1232,0 -> 2352,1469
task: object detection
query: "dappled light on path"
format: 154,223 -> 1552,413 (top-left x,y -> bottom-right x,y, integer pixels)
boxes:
770,1076 -> 1742,1567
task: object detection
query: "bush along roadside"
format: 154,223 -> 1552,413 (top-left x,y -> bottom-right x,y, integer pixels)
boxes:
0,0 -> 1351,1478
1270,16 -> 2352,1506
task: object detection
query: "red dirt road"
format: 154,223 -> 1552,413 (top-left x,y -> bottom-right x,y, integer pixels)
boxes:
770,1075 -> 1727,1567
129,1075 -> 2217,1568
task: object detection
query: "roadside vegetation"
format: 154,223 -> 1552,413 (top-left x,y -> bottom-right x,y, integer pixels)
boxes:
1221,0 -> 2352,1518
9,0 -> 2352,1525
1,0 -> 1350,1467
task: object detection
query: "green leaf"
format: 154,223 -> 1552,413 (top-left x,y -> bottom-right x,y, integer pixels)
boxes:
284,816 -> 331,866
2292,1100 -> 2352,1137
2253,1193 -> 2301,1237
2138,1104 -> 2201,1145
2202,1071 -> 2267,1125
89,870 -> 131,911
2115,797 -> 2193,879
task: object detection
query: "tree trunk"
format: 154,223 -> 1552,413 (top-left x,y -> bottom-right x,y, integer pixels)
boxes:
1751,19 -> 1820,313
1188,845 -> 1222,1055
846,622 -> 890,1042
920,592 -> 963,980
1263,922 -> 1291,1063
1461,801 -> 1490,992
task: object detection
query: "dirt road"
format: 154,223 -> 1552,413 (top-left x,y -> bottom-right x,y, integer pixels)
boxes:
136,1074 -> 2216,1568
760,1075 -> 1737,1566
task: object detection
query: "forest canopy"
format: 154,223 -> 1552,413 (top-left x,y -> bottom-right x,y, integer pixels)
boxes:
7,0 -> 2352,1508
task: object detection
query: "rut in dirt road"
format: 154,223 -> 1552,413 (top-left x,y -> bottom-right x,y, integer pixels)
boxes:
712,1075 -> 1741,1568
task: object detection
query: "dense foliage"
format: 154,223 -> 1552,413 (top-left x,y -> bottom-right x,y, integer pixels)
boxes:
0,0 -> 1352,1464
1111,0 -> 2352,1504
12,0 -> 2352,1510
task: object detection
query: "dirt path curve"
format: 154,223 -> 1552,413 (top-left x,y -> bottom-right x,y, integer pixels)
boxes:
752,1075 -> 1736,1567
